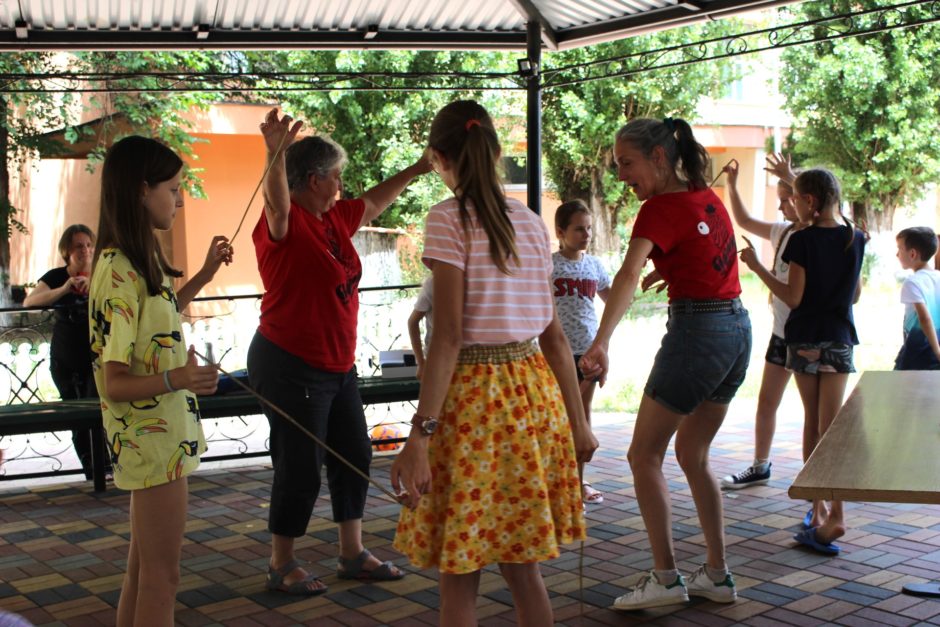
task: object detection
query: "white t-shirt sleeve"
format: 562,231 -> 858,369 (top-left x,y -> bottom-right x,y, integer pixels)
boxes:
593,257 -> 611,291
900,274 -> 927,304
414,278 -> 433,312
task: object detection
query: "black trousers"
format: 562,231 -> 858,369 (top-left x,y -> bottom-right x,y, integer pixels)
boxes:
247,332 -> 372,538
50,358 -> 108,480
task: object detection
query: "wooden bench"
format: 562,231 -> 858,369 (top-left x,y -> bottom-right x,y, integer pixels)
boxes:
0,376 -> 419,493
790,370 -> 940,597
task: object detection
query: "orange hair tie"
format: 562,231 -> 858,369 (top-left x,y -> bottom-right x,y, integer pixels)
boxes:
465,119 -> 482,131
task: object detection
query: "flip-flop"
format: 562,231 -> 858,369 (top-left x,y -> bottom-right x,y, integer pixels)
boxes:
802,508 -> 813,530
793,527 -> 840,556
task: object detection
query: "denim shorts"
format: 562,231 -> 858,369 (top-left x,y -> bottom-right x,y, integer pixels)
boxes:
765,334 -> 787,367
644,300 -> 752,415
787,341 -> 855,374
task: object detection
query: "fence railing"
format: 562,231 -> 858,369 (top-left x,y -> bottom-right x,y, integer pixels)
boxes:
0,284 -> 422,480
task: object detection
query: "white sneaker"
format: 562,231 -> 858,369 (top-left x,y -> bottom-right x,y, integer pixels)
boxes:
612,571 -> 689,610
685,565 -> 737,603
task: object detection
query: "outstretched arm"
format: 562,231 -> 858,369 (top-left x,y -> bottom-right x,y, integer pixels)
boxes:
358,150 -> 433,229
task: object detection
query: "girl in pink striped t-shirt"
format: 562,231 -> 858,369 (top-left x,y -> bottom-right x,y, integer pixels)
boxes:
391,100 -> 598,626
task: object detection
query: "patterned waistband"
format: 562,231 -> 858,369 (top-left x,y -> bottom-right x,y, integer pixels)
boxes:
457,340 -> 538,364
668,298 -> 744,315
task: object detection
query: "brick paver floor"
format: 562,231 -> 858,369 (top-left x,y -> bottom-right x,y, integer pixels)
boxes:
3,402 -> 940,626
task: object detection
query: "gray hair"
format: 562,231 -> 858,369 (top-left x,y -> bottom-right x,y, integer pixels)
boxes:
285,135 -> 348,192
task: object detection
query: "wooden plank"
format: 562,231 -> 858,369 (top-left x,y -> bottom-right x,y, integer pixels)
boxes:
789,370 -> 940,504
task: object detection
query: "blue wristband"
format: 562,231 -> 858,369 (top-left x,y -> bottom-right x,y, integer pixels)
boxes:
163,369 -> 177,393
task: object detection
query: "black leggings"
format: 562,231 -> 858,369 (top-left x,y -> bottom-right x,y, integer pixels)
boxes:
247,332 -> 372,538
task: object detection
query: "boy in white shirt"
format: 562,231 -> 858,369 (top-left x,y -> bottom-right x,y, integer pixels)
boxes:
895,226 -> 940,370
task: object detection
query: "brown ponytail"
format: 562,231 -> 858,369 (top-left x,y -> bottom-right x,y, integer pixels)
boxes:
429,100 -> 518,275
615,117 -> 710,190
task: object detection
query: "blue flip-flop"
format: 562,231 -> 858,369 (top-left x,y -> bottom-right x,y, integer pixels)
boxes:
794,527 -> 840,556
802,508 -> 813,530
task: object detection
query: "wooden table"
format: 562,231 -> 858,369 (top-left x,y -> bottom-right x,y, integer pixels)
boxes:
789,370 -> 940,597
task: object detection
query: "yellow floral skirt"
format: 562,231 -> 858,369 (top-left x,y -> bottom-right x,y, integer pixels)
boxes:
394,340 -> 585,574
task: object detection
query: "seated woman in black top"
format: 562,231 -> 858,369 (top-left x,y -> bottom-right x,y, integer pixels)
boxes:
24,224 -> 109,479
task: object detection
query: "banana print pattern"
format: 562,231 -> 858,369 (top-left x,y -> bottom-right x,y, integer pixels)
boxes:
167,440 -> 200,481
143,331 -> 182,373
90,248 -> 206,491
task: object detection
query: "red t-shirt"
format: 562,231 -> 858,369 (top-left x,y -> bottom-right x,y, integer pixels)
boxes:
253,199 -> 365,372
630,187 -> 741,301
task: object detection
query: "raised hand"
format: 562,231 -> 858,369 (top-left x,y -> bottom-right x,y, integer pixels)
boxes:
260,108 -> 303,155
765,152 -> 796,184
722,158 -> 740,188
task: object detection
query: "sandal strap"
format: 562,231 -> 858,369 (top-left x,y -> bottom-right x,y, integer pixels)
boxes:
338,549 -> 372,574
269,558 -> 304,583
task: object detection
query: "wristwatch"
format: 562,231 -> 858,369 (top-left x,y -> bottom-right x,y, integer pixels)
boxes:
411,413 -> 439,436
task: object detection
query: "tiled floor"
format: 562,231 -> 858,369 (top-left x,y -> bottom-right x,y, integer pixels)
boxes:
2,404 -> 940,626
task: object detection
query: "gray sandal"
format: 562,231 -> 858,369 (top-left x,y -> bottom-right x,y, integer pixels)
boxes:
337,549 -> 405,581
266,559 -> 328,596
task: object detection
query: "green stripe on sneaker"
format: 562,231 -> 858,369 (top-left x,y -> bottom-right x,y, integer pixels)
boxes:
665,575 -> 686,589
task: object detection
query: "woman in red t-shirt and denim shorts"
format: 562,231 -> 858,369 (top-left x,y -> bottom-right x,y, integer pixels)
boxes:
581,117 -> 752,610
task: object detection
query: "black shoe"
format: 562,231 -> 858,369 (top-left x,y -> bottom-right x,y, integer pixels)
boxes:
721,462 -> 771,489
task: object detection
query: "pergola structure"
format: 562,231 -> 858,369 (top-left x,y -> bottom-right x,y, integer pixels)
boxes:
1,0 -> 939,213
0,0 -> 799,215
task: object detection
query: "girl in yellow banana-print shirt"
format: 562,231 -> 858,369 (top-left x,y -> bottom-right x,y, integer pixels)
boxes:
89,136 -> 231,627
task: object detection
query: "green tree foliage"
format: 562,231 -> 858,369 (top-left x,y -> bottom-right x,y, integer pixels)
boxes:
542,23 -> 740,253
72,51 -> 243,197
0,52 -> 80,297
243,50 -> 522,229
778,0 -> 940,231
1,51 -> 237,301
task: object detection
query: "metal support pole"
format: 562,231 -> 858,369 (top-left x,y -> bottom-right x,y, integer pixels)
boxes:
525,21 -> 542,215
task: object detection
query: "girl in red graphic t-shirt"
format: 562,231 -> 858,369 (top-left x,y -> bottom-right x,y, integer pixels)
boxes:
581,117 -> 751,610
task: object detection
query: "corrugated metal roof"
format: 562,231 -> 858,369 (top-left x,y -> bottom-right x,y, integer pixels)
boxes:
0,0 -> 796,51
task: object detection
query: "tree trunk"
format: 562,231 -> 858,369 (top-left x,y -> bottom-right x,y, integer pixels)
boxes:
588,167 -> 621,256
850,200 -> 894,233
0,95 -> 11,307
